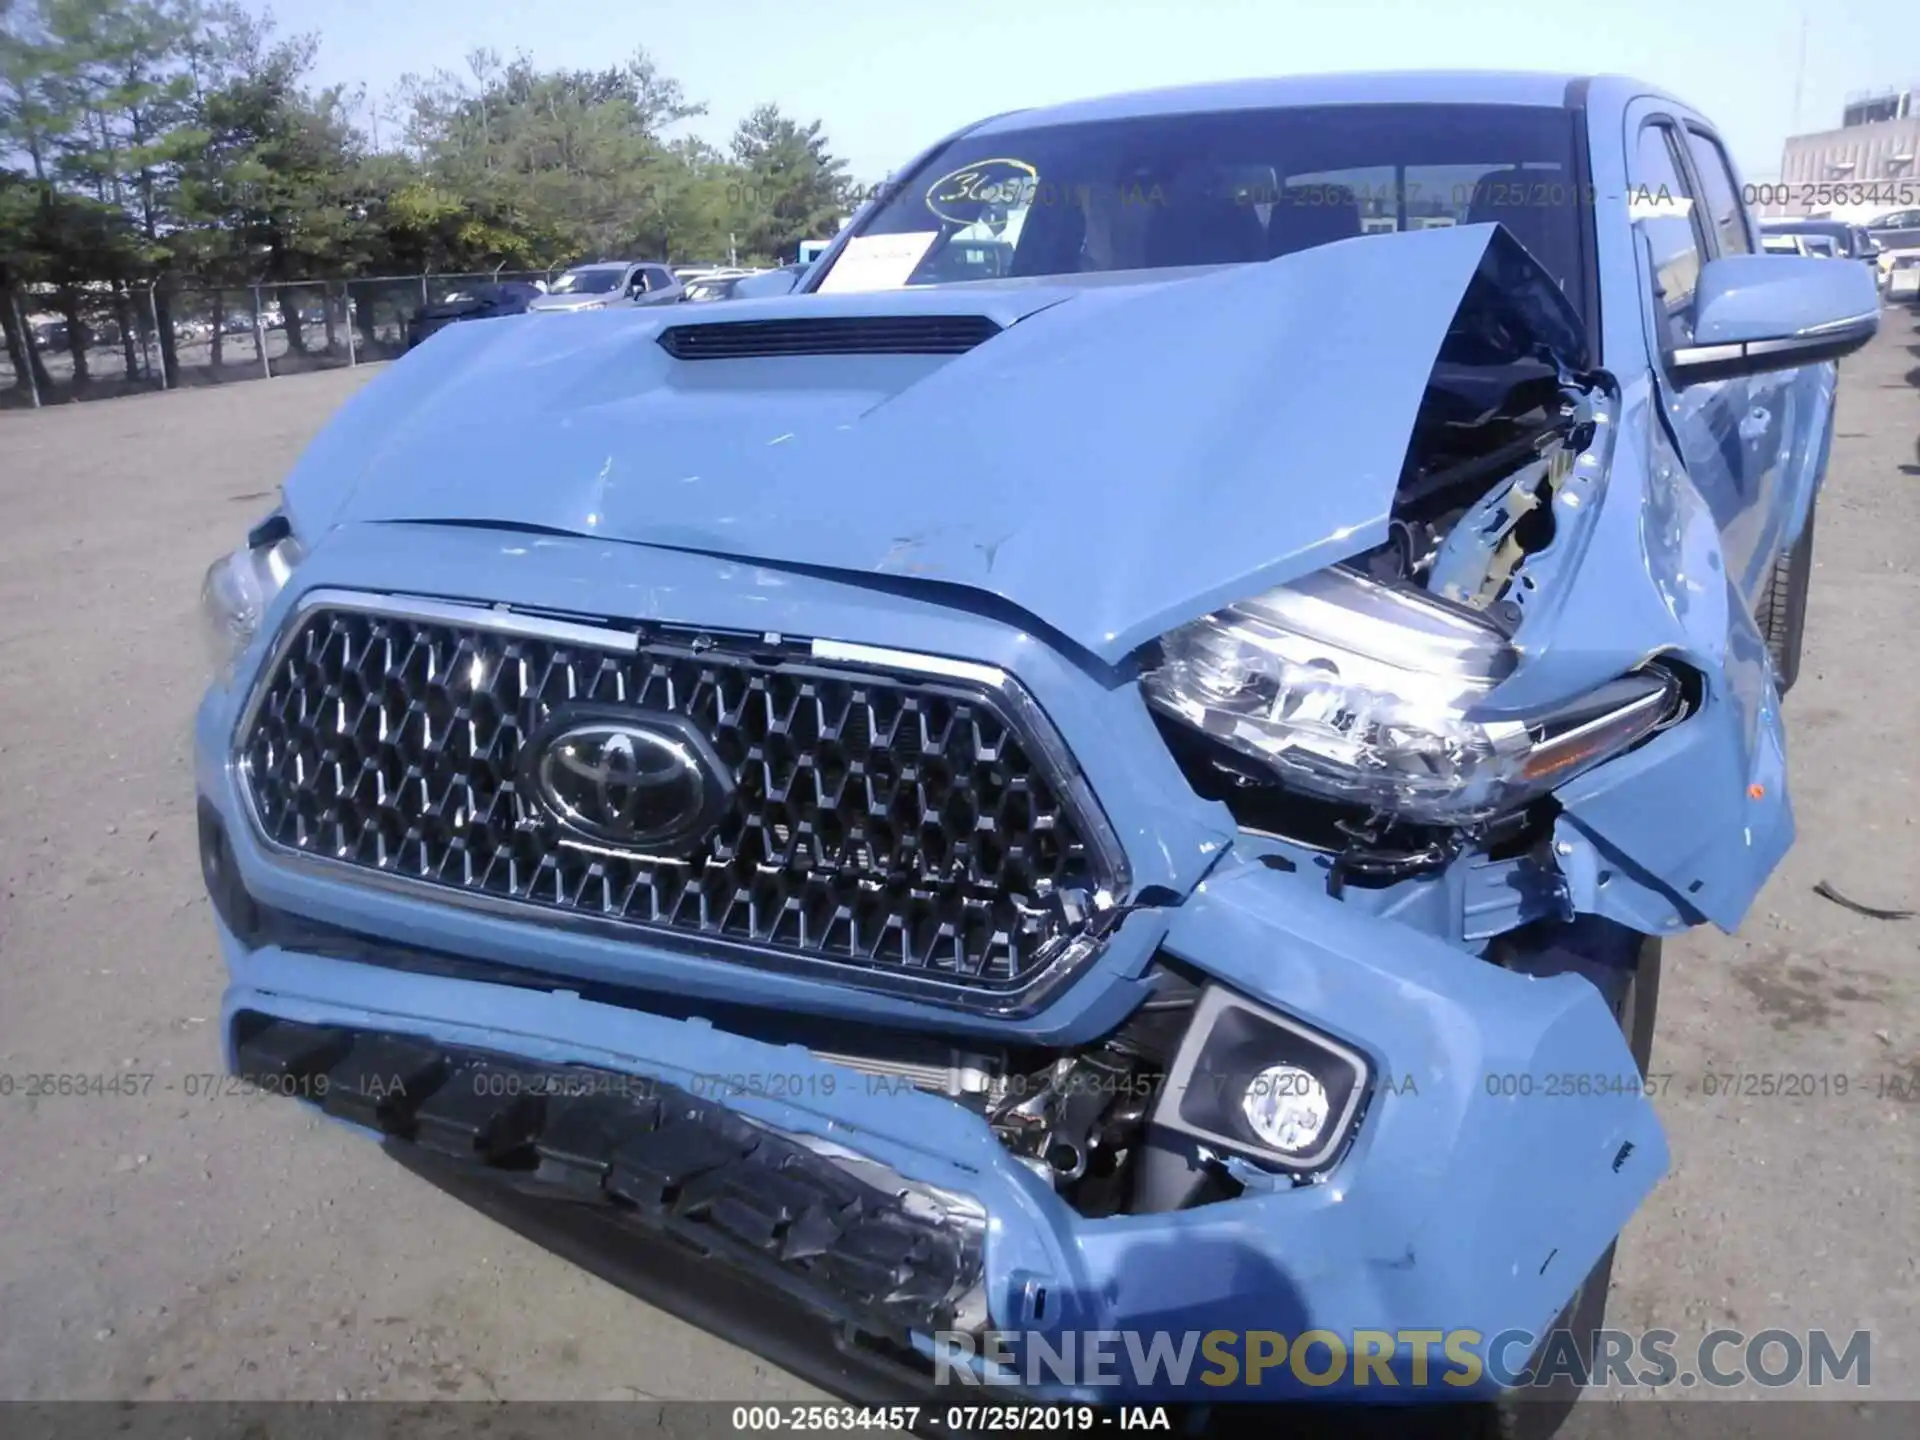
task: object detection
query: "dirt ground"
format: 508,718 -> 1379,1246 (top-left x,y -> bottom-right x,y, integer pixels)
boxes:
0,314 -> 1915,1410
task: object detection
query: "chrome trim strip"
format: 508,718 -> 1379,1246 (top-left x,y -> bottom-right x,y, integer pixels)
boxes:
1674,313 -> 1877,376
227,586 -> 1135,1016
1523,681 -> 1676,765
1794,310 -> 1878,337
810,637 -> 1006,689
232,588 -> 643,754
1667,342 -> 1744,368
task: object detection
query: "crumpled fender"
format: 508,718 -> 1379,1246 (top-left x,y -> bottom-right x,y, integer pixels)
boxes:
1474,374 -> 1791,932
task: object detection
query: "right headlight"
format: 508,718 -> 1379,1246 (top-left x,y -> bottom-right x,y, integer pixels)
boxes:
1142,566 -> 1681,827
200,518 -> 302,683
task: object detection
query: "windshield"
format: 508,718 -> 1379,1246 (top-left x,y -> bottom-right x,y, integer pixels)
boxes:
814,102 -> 1589,320
550,268 -> 623,295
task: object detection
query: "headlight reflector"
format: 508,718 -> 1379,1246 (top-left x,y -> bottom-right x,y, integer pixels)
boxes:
1143,567 -> 1679,825
201,529 -> 301,681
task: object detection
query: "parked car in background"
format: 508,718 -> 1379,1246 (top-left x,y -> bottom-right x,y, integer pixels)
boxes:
405,282 -> 544,350
1884,248 -> 1920,301
527,261 -> 684,312
1863,206 -> 1920,254
681,271 -> 759,302
1760,216 -> 1875,260
197,72 -> 1876,1424
29,317 -> 119,349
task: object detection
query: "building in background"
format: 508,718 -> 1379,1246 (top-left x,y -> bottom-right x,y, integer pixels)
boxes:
1842,89 -> 1916,128
1767,86 -> 1920,221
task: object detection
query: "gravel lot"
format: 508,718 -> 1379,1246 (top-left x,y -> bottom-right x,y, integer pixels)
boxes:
0,316 -> 1915,1410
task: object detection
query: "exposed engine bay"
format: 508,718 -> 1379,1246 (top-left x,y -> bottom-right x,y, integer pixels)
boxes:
1371,369 -> 1598,620
808,966 -> 1210,1218
1364,252 -> 1609,624
1144,295 -> 1690,889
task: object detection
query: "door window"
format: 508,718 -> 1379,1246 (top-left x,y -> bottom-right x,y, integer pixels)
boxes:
1632,122 -> 1705,348
1683,129 -> 1753,255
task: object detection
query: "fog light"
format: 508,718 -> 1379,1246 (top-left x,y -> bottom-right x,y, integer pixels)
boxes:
1152,985 -> 1372,1174
1240,1063 -> 1332,1154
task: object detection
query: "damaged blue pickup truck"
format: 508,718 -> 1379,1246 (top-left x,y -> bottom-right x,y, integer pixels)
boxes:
195,72 -> 1878,1420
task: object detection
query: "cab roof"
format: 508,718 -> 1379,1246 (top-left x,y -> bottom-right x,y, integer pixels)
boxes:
965,71 -> 1680,134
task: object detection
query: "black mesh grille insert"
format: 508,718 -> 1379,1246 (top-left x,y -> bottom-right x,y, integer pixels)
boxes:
236,603 -> 1119,1004
657,315 -> 1002,360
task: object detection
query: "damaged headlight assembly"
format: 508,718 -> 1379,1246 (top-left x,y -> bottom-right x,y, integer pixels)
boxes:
1142,565 -> 1681,829
201,512 -> 303,683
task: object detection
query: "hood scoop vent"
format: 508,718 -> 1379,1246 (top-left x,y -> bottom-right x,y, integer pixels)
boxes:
657,314 -> 1003,360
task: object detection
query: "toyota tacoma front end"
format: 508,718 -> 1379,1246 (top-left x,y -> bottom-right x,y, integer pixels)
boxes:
192,73 -> 1879,1415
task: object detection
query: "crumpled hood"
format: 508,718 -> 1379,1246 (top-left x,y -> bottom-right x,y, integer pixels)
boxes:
285,224 -> 1582,663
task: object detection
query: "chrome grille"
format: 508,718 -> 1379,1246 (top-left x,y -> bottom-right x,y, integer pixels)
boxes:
235,595 -> 1124,1008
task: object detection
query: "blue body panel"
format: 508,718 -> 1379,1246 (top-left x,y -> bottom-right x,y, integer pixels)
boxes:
193,69 -> 1863,1401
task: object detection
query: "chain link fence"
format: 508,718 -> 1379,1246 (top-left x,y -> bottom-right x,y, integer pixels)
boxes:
1,270 -> 564,410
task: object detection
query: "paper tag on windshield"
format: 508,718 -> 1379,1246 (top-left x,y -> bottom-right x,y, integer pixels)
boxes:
814,232 -> 938,293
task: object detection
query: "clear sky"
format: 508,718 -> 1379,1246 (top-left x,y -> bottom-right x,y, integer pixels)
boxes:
272,0 -> 1900,182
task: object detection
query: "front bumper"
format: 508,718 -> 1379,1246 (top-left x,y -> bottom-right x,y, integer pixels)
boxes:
213,894 -> 1665,1403
233,1017 -> 987,1370
197,527 -> 1669,1403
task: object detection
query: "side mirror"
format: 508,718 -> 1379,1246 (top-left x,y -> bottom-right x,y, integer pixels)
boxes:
1670,253 -> 1879,386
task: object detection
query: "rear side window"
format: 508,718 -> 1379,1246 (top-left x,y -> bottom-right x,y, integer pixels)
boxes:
1632,122 -> 1704,347
1683,129 -> 1752,255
